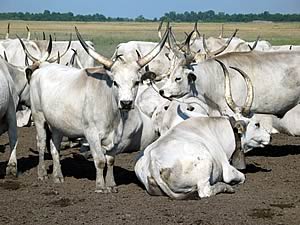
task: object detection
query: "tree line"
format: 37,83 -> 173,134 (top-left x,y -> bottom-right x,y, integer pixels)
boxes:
0,10 -> 299,22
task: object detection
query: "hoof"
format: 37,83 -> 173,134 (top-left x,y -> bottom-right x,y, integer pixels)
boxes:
6,164 -> 17,177
38,175 -> 49,181
53,176 -> 64,183
226,186 -> 235,193
95,186 -> 117,194
107,186 -> 118,193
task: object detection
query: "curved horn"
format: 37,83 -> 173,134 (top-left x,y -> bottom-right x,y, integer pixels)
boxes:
137,27 -> 169,68
3,51 -> 8,62
5,23 -> 10,39
215,59 -> 240,113
248,36 -> 259,51
69,48 -> 77,66
158,21 -> 169,40
39,35 -> 53,62
203,29 -> 238,57
183,30 -> 196,64
75,26 -> 113,69
48,34 -> 72,63
193,21 -> 201,39
56,51 -> 60,64
26,26 -> 30,40
25,55 -> 29,66
229,66 -> 254,116
42,32 -> 46,40
17,35 -> 39,62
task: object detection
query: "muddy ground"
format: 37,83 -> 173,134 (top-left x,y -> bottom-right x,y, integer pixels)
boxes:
0,126 -> 299,225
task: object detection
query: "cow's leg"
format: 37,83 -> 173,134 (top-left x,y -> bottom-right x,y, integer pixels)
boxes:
198,181 -> 235,198
85,131 -> 108,193
49,130 -> 64,183
34,115 -> 48,181
223,164 -> 245,184
105,154 -> 118,193
231,149 -> 246,170
5,112 -> 18,177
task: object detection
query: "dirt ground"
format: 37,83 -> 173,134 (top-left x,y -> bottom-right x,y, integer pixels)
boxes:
0,126 -> 299,225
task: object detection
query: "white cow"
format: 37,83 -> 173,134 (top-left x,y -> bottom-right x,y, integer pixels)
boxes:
253,104 -> 300,136
135,115 -> 270,199
21,27 -> 169,193
0,57 -> 30,176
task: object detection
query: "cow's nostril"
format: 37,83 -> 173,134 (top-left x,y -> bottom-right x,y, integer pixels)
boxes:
120,100 -> 133,109
159,90 -> 164,96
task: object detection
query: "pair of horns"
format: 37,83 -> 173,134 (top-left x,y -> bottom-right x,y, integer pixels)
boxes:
18,34 -> 71,63
215,59 -> 254,116
75,26 -> 169,69
203,29 -> 238,57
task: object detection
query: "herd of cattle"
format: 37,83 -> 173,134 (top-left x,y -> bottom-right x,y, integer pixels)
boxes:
0,22 -> 300,199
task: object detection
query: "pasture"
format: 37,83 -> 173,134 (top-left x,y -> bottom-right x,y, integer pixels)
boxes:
0,21 -> 300,225
0,21 -> 300,56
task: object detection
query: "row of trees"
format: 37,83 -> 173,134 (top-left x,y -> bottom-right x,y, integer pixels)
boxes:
0,10 -> 299,22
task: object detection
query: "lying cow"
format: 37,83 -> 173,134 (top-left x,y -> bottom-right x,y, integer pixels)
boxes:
135,115 -> 270,199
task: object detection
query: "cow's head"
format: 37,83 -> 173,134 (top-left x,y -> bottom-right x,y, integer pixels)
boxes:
75,27 -> 169,111
235,119 -> 271,153
159,55 -> 197,99
217,59 -> 271,152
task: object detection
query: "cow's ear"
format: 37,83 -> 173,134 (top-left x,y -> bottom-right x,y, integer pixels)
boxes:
25,62 -> 40,83
188,72 -> 196,82
141,71 -> 157,83
234,121 -> 246,134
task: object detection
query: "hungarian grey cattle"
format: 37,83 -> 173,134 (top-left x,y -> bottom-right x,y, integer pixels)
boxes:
135,115 -> 270,199
21,27 -> 169,193
253,104 -> 300,136
159,49 -> 300,117
0,56 -> 30,177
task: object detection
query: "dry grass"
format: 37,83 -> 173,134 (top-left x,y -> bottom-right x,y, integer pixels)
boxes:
0,20 -> 300,57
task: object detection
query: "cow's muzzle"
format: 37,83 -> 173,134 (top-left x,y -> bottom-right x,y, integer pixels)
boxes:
120,100 -> 133,110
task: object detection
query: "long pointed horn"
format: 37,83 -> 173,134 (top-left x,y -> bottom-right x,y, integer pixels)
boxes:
57,51 -> 60,64
193,21 -> 201,39
5,23 -> 10,39
203,29 -> 238,57
219,24 -> 224,38
215,59 -> 240,113
75,26 -> 113,69
248,36 -> 260,51
229,66 -> 254,116
158,21 -> 169,40
26,26 -> 30,40
48,34 -> 72,63
17,35 -> 39,62
69,48 -> 77,66
137,27 -> 169,68
42,32 -> 46,40
71,49 -> 84,69
40,35 -> 52,62
25,55 -> 29,66
3,51 -> 8,62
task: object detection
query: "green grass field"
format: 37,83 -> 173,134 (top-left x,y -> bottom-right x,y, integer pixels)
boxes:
1,20 -> 300,57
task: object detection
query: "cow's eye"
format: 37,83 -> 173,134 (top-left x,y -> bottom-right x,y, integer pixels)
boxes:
113,81 -> 119,87
255,123 -> 260,128
175,77 -> 182,82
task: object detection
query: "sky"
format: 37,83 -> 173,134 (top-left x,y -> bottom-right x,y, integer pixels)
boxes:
0,0 -> 299,19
